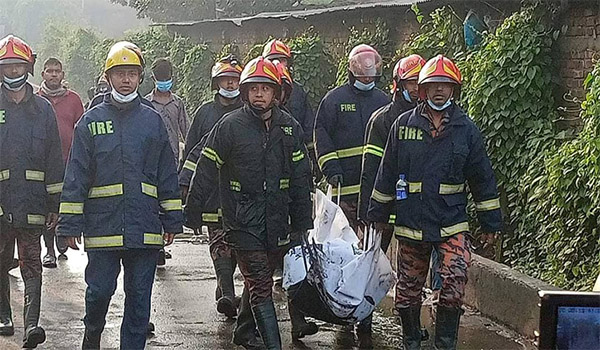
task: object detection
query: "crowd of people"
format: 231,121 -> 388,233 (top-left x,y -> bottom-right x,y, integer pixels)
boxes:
0,32 -> 502,350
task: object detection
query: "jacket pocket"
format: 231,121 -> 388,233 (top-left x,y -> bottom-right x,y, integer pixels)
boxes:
235,194 -> 266,228
448,141 -> 469,182
30,125 -> 47,163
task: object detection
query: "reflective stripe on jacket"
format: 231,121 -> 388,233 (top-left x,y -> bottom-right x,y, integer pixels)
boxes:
367,103 -> 502,242
57,95 -> 183,250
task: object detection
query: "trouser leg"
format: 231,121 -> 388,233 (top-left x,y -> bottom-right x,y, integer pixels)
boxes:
84,251 -> 121,337
42,228 -> 55,257
0,226 -> 15,335
17,229 -> 43,334
120,249 -> 159,350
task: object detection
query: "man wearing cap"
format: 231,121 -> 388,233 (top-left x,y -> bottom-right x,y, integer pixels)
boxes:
57,41 -> 183,349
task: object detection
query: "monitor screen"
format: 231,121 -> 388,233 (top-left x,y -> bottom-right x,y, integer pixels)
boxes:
555,306 -> 600,349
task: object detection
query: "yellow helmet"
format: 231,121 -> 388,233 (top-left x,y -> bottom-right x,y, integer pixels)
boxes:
104,41 -> 145,73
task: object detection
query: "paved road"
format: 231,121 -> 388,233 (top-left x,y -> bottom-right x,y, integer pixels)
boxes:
0,236 -> 535,349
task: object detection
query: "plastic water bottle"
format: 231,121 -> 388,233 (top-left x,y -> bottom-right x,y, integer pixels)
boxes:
396,174 -> 407,200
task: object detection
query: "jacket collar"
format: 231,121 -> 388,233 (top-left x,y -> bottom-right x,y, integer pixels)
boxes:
0,83 -> 35,106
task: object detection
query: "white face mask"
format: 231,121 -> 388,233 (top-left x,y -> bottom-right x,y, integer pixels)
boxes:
111,89 -> 138,104
219,88 -> 240,99
354,79 -> 375,91
402,89 -> 413,103
3,74 -> 28,92
427,98 -> 452,111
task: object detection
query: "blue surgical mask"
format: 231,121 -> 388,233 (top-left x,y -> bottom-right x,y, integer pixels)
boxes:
111,89 -> 138,104
219,88 -> 240,99
156,79 -> 173,92
3,74 -> 27,91
427,98 -> 452,111
353,80 -> 375,91
402,90 -> 412,103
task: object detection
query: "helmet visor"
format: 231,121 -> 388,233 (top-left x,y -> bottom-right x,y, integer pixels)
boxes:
349,51 -> 382,78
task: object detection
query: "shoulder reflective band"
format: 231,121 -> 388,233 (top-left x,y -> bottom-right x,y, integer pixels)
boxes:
27,214 -> 46,226
202,213 -> 220,223
84,235 -> 124,249
440,222 -> 469,237
318,151 -> 338,169
292,150 -> 305,162
364,144 -> 384,158
141,183 -> 158,198
439,183 -> 465,195
0,169 -> 9,181
230,180 -> 241,192
280,178 -> 290,190
160,199 -> 182,211
388,214 -> 396,224
372,189 -> 394,203
144,233 -> 164,245
408,182 -> 422,193
475,198 -> 501,212
183,160 -> 197,172
89,184 -> 124,198
394,226 -> 423,240
59,202 -> 84,215
332,184 -> 360,196
46,182 -> 63,195
202,147 -> 224,167
25,170 -> 45,181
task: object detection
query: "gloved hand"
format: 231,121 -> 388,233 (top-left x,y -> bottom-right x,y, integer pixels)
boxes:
328,174 -> 343,187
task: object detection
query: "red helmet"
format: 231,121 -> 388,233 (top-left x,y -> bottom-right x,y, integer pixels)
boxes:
0,35 -> 36,74
262,39 -> 292,60
240,57 -> 281,102
348,44 -> 382,78
418,55 -> 462,99
211,55 -> 243,89
274,60 -> 293,103
392,54 -> 426,93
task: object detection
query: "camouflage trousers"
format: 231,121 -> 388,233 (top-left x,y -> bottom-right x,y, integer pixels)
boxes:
207,226 -> 233,261
234,248 -> 286,306
395,233 -> 471,309
0,224 -> 42,281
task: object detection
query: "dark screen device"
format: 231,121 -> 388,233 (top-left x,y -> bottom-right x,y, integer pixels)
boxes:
538,290 -> 600,350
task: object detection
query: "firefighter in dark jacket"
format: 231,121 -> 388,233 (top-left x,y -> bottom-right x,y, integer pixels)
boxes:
179,56 -> 244,318
0,35 -> 63,349
57,41 -> 183,350
314,44 -> 389,232
367,55 -> 502,350
183,55 -> 244,161
358,54 -> 425,251
185,57 -> 313,350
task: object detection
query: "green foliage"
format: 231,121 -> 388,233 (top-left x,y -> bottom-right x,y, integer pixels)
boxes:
286,29 -> 336,107
334,19 -> 394,88
177,44 -> 214,112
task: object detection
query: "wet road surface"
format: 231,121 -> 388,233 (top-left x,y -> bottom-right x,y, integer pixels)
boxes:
0,235 -> 535,349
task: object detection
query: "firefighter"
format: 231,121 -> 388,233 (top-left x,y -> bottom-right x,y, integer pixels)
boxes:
314,44 -> 389,232
183,55 -> 244,161
185,57 -> 313,350
57,41 -> 183,350
358,54 -> 425,251
179,56 -> 244,318
0,34 -> 63,349
367,55 -> 502,350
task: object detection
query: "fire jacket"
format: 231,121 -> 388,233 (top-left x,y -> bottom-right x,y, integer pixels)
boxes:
0,84 -> 64,228
57,95 -> 183,250
183,95 -> 243,161
185,104 -> 313,251
357,98 -> 415,221
287,81 -> 315,148
367,103 -> 502,242
314,83 -> 389,200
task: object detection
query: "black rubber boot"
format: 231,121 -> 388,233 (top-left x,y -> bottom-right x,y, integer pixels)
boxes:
214,257 -> 236,318
434,306 -> 462,350
252,301 -> 281,350
22,278 -> 45,348
289,300 -> 318,341
398,305 -> 423,350
356,314 -> 373,349
81,329 -> 101,349
0,270 -> 13,336
233,287 -> 264,350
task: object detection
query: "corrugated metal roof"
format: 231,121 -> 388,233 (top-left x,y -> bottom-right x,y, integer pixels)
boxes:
154,0 -> 430,27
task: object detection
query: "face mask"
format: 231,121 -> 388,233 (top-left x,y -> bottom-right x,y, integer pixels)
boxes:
3,74 -> 28,92
219,88 -> 240,99
402,90 -> 413,103
427,98 -> 452,111
156,79 -> 173,92
111,89 -> 138,104
353,80 -> 375,91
